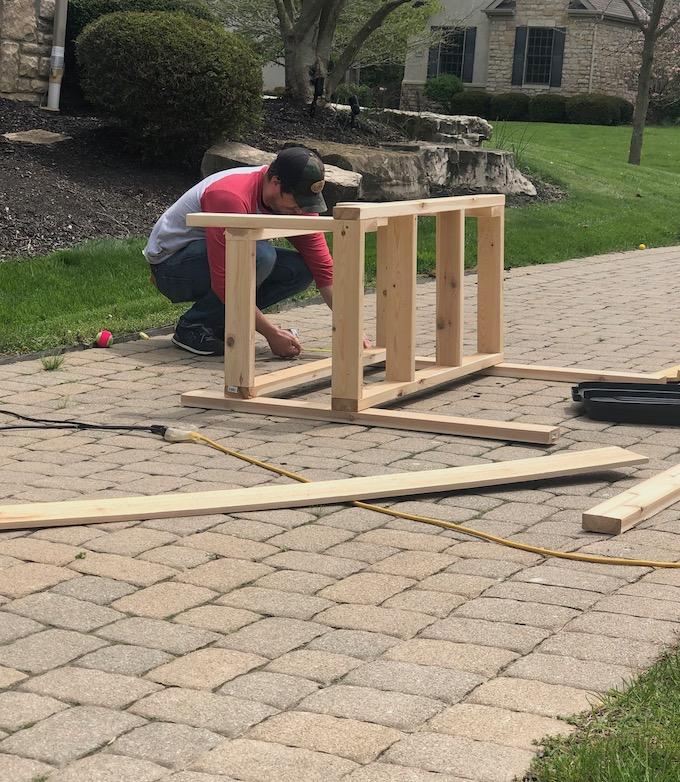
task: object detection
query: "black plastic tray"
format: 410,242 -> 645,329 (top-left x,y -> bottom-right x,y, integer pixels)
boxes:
572,382 -> 680,425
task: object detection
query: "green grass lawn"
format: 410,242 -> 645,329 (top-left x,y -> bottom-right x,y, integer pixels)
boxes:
2,122 -> 680,354
529,646 -> 680,782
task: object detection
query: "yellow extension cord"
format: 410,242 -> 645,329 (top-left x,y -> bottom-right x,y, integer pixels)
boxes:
188,431 -> 680,570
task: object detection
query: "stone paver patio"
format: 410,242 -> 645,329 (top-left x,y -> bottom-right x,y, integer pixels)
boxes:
1,246 -> 680,782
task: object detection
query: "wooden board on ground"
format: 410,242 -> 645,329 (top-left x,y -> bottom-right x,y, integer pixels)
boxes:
0,447 -> 647,531
583,463 -> 680,534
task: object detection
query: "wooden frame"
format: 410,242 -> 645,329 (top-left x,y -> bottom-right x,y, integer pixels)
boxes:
0,447 -> 646,531
583,463 -> 680,535
182,195 -> 674,445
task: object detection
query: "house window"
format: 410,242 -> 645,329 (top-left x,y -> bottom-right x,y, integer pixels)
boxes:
427,27 -> 477,82
525,27 -> 555,85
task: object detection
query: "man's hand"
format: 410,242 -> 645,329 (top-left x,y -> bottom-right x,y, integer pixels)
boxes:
267,327 -> 302,358
363,334 -> 372,349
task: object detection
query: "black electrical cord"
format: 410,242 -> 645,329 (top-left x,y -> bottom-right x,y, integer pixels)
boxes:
0,409 -> 167,437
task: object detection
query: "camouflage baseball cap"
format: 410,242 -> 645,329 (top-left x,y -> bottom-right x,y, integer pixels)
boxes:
273,147 -> 327,213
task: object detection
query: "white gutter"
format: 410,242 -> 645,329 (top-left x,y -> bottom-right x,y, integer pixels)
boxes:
46,0 -> 68,111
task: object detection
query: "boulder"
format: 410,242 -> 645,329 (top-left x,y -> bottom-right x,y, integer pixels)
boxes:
201,141 -> 362,213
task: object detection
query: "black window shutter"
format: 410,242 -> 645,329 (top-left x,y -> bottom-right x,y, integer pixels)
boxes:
550,27 -> 566,87
511,26 -> 527,85
462,27 -> 477,82
427,44 -> 440,79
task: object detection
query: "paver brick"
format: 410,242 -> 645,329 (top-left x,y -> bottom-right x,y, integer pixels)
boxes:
299,684 -> 444,730
538,631 -> 661,668
146,648 -> 266,689
141,544 -> 214,569
418,573 -> 498,598
467,677 -> 599,718
162,773 -> 239,782
594,593 -> 680,622
130,688 -> 276,735
504,652 -> 636,693
0,691 -> 67,731
484,582 -> 601,610
219,671 -> 319,709
385,638 -> 518,677
0,611 -> 43,643
324,541 -> 398,563
107,721 -> 223,769
383,589 -> 464,617
0,537 -> 81,565
382,732 -> 534,782
174,605 -> 260,634
566,610 -> 680,644
0,666 -> 27,687
254,569 -> 336,594
314,604 -> 434,639
262,551 -> 364,579
343,659 -> 482,704
265,649 -> 361,684
447,558 -> 524,580
84,527 -> 177,556
0,562 -> 76,598
5,591 -> 124,631
355,529 -> 451,552
318,573 -> 415,605
343,763 -> 469,782
77,644 -> 173,675
247,711 -> 402,763
307,629 -> 399,659
97,617 -> 219,654
0,628 -> 107,673
511,564 -> 625,593
454,598 -> 579,630
176,559 -> 273,592
181,532 -> 279,560
52,574 -> 136,604
216,617 -> 327,658
23,665 -> 162,708
266,525 -> 354,553
192,737 -> 358,781
69,552 -> 176,586
428,703 -> 574,751
370,551 -> 457,579
111,582 -> 217,618
45,753 -> 166,781
216,586 -> 333,620
0,753 -> 55,782
0,705 -> 146,765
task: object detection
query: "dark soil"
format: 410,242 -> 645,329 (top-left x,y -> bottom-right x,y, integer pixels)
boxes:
0,95 -> 557,260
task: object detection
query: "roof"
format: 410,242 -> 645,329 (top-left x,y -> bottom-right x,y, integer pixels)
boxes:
484,0 -> 644,24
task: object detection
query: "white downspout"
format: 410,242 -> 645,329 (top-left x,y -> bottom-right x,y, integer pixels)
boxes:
46,0 -> 68,111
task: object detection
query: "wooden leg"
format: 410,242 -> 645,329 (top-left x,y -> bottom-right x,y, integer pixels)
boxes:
331,222 -> 365,411
476,211 -> 504,356
224,236 -> 256,398
375,223 -> 388,349
384,215 -> 417,382
436,210 -> 464,367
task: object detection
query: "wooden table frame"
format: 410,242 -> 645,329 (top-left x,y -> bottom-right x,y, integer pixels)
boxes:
181,195 -> 674,445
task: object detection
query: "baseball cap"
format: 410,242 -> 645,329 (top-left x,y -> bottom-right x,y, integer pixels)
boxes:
272,147 -> 327,213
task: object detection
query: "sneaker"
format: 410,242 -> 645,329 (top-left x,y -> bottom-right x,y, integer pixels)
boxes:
172,321 -> 224,356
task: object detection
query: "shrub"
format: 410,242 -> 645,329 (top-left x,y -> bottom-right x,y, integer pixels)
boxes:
529,93 -> 567,123
77,11 -> 262,157
565,93 -> 621,125
333,83 -> 373,108
448,90 -> 492,118
608,95 -> 634,124
490,92 -> 529,121
63,0 -> 215,105
423,74 -> 464,114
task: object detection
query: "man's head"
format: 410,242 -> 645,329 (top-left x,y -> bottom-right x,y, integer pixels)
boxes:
263,146 -> 327,215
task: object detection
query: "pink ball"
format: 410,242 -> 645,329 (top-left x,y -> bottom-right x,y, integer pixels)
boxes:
95,330 -> 113,348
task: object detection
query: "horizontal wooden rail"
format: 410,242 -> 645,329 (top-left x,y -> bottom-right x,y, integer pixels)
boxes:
333,194 -> 505,221
187,213 -> 336,230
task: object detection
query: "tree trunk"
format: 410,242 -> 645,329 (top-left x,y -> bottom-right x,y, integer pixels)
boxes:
629,31 -> 657,165
283,29 -> 318,103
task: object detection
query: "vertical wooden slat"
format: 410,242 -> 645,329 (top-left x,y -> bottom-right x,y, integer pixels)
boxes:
436,210 -> 465,367
331,221 -> 365,411
476,210 -> 505,356
375,223 -> 389,349
383,215 -> 417,382
224,235 -> 256,398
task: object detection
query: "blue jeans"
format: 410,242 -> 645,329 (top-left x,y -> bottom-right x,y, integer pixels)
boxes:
150,239 -> 313,330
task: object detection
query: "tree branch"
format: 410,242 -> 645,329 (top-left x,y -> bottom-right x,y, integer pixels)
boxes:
328,0 -> 412,88
658,7 -> 680,36
274,0 -> 294,36
296,0 -> 330,37
317,0 -> 346,65
621,0 -> 648,31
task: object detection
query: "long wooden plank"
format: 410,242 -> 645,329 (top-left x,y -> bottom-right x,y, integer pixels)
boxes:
436,210 -> 464,367
0,448 -> 646,531
187,213 -> 335,231
253,349 -> 386,396
331,221 -> 366,409
226,228 -> 325,241
384,215 -> 417,382
476,211 -> 504,355
483,363 -> 670,384
333,194 -> 505,221
353,353 -> 502,411
583,464 -> 680,534
181,391 -> 561,444
224,238 -> 256,397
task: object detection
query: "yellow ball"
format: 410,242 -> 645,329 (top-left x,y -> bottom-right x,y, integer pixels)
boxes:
638,243 -> 647,250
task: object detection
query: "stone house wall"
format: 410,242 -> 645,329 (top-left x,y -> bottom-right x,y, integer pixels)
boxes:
0,0 -> 54,104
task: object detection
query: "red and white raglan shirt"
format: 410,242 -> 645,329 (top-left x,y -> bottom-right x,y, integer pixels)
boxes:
143,166 -> 333,301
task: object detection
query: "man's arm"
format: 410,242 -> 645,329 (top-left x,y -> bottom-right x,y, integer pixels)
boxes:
317,285 -> 371,349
